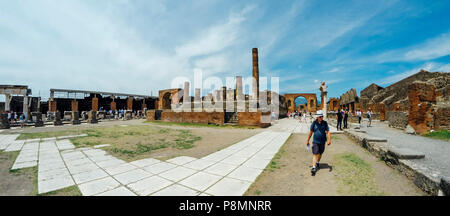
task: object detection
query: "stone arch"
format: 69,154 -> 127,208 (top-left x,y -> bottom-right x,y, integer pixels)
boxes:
158,88 -> 182,110
284,93 -> 318,113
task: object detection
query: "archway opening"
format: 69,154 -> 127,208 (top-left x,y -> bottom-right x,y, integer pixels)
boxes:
294,96 -> 308,113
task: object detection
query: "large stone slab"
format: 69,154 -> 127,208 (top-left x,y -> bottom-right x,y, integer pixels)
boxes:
72,168 -> 109,184
159,166 -> 197,182
387,147 -> 425,159
142,162 -> 176,174
127,175 -> 173,196
204,162 -> 237,176
129,158 -> 161,168
96,186 -> 136,196
179,172 -> 222,191
38,175 -> 75,194
205,177 -> 251,196
151,184 -> 200,196
113,169 -> 153,185
166,156 -> 197,165
78,177 -> 121,196
227,166 -> 263,182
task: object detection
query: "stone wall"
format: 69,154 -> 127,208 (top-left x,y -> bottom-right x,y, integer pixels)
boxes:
387,111 -> 408,129
238,111 -> 271,128
146,110 -> 155,121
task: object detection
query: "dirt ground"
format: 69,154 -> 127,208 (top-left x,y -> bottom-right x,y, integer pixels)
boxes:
0,152 -> 35,196
245,133 -> 425,196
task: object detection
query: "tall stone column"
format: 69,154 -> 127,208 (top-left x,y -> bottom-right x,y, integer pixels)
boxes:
236,76 -> 244,100
194,88 -> 202,112
23,95 -> 29,121
5,94 -> 11,112
252,48 -> 259,101
183,82 -> 191,111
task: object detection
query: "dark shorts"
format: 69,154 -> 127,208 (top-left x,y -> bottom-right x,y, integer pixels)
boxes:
312,142 -> 325,155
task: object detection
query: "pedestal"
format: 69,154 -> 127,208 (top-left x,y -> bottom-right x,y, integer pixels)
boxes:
32,112 -> 44,127
54,111 -> 63,126
71,111 -> 80,125
0,113 -> 10,129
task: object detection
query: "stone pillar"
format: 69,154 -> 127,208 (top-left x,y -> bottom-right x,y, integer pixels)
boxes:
23,95 -> 29,121
0,113 -> 10,129
323,92 -> 327,118
92,97 -> 98,111
194,88 -> 202,112
252,48 -> 259,101
71,100 -> 78,112
127,97 -> 133,111
226,89 -> 235,112
54,111 -> 63,126
5,94 -> 11,112
236,76 -> 244,100
88,111 -> 98,124
183,82 -> 191,111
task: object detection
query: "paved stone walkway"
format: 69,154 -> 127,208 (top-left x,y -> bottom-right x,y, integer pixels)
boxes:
364,122 -> 450,178
0,129 -> 290,196
270,117 -> 341,134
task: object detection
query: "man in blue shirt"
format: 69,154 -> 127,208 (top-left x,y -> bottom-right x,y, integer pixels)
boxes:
306,110 -> 331,175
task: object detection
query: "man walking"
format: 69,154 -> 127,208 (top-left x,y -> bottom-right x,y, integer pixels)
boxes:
306,110 -> 331,176
343,108 -> 348,129
336,109 -> 343,130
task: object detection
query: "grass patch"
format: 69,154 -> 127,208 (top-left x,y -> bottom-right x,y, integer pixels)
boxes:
37,185 -> 82,196
21,125 -> 202,162
334,153 -> 385,196
17,130 -> 85,140
146,120 -> 257,129
423,129 -> 449,141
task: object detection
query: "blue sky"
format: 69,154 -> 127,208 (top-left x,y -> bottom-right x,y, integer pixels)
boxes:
1,0 -> 449,102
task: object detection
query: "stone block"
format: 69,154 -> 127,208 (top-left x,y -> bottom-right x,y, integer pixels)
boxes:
151,184 -> 200,196
179,172 -> 222,191
205,177 -> 251,196
387,147 -> 425,160
32,112 -> 44,127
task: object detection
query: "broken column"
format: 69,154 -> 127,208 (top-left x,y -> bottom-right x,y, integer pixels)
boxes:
236,76 -> 245,112
226,88 -> 235,112
194,88 -> 202,112
320,82 -> 327,119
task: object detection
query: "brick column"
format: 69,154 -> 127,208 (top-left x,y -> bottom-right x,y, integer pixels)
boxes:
49,100 -> 57,112
127,97 -> 133,111
111,101 -> 116,111
92,97 -> 98,111
71,100 -> 78,112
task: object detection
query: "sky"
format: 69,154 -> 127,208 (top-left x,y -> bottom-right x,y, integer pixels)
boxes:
1,0 -> 449,102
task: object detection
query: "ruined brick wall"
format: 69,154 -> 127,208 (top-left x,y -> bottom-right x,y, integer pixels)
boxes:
92,98 -> 98,111
408,82 -> 436,134
387,111 -> 408,129
49,101 -> 57,112
146,110 -> 155,121
237,111 -> 271,128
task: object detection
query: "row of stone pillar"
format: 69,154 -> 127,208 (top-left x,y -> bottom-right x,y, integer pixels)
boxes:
50,97 -> 146,113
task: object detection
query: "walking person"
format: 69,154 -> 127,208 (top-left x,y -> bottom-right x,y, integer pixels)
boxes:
367,108 -> 373,127
19,113 -> 25,128
336,109 -> 343,130
306,110 -> 331,176
357,109 -> 362,124
343,108 -> 348,129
